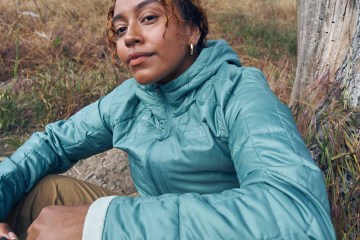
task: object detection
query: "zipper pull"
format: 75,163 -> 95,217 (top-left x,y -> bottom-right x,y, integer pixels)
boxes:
156,85 -> 160,95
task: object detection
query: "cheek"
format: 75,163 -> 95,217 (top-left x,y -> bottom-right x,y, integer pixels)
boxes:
116,42 -> 127,64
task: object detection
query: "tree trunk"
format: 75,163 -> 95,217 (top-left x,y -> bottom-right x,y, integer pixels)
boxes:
290,0 -> 360,109
291,1 -> 360,238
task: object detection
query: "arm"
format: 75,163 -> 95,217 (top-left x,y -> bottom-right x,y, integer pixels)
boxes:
0,91 -> 115,221
83,69 -> 335,239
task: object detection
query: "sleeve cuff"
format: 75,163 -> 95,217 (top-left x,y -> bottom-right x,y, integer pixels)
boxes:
82,196 -> 117,240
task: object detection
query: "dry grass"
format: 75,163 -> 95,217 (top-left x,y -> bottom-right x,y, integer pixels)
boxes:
0,0 -> 128,143
0,0 -> 359,238
293,79 -> 360,239
205,0 -> 297,105
1,0 -> 114,80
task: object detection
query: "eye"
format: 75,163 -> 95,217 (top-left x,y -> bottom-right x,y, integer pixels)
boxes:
142,15 -> 158,23
115,26 -> 127,37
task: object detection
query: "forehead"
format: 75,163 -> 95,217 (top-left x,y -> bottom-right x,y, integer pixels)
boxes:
114,0 -> 160,13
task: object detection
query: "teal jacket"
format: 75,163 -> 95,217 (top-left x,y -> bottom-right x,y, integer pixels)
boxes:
0,40 -> 335,239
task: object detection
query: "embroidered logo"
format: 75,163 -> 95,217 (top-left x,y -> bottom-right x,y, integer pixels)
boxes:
184,126 -> 206,139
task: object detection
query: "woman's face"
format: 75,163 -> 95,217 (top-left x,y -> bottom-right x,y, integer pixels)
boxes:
113,0 -> 200,85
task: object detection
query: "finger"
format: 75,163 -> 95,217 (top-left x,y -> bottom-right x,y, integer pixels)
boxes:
0,224 -> 18,240
0,223 -> 10,238
7,232 -> 18,240
0,233 -> 18,240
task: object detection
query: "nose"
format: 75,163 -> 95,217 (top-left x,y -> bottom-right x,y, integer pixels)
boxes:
125,35 -> 141,47
124,23 -> 142,48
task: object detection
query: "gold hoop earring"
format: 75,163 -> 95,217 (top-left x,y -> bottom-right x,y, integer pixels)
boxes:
190,43 -> 194,56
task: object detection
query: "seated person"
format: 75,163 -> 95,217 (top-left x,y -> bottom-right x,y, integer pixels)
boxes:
0,0 -> 336,239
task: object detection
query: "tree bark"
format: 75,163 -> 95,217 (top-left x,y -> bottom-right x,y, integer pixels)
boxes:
291,1 -> 360,238
290,0 -> 360,109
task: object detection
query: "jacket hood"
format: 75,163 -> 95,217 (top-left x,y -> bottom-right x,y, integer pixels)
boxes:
135,40 -> 241,118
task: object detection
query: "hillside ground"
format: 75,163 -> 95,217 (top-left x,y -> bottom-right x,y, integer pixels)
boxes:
0,0 -> 358,238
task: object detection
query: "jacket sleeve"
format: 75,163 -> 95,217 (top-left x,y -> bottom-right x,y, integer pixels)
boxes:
83,68 -> 336,240
0,90 -> 115,221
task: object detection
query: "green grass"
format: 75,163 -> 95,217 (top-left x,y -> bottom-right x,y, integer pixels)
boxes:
293,83 -> 360,239
219,12 -> 297,58
319,108 -> 360,239
207,0 -> 297,60
1,60 -> 119,132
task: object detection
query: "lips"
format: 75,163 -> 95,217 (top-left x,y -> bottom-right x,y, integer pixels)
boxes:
127,52 -> 153,67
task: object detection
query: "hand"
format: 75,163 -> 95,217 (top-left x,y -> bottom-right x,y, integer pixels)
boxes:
26,205 -> 90,240
0,223 -> 18,240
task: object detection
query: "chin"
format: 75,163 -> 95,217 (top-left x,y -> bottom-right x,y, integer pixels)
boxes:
133,76 -> 157,85
132,71 -> 162,85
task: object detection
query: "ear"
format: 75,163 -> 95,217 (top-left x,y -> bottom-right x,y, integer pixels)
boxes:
188,25 -> 201,46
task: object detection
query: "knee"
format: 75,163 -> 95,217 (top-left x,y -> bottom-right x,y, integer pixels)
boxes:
30,174 -> 73,202
36,174 -> 74,188
34,174 -> 64,192
38,174 -> 65,183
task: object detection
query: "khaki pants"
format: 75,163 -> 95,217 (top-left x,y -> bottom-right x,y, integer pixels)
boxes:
6,174 -> 116,240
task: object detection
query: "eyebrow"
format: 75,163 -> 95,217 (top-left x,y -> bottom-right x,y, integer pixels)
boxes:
112,0 -> 157,24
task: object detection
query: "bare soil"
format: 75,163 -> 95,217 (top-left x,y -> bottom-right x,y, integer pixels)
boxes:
63,148 -> 136,195
0,142 -> 135,195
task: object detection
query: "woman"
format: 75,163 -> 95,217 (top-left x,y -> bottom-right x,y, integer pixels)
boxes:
0,0 -> 335,239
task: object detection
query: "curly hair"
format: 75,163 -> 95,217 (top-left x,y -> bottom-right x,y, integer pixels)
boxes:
106,0 -> 209,68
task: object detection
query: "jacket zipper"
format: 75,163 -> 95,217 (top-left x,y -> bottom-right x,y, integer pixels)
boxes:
145,139 -> 160,195
144,85 -> 172,194
158,85 -> 172,140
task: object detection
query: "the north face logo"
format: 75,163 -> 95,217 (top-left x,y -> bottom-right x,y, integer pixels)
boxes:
184,126 -> 206,139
